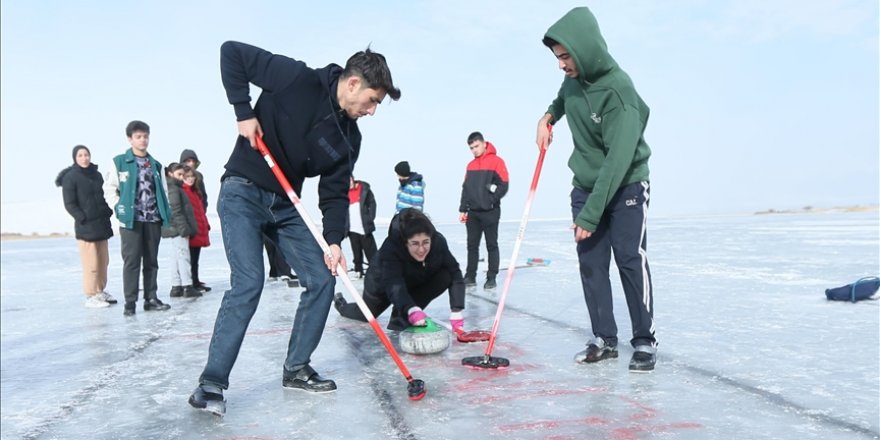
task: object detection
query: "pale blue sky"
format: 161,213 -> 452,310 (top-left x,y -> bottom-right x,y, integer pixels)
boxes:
2,0 -> 878,234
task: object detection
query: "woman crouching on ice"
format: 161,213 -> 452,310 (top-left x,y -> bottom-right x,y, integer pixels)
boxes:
334,208 -> 467,333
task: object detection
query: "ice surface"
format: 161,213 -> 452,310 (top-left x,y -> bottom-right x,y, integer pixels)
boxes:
2,211 -> 878,439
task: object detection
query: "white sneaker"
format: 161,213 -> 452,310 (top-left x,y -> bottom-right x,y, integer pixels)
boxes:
85,295 -> 111,308
99,291 -> 118,304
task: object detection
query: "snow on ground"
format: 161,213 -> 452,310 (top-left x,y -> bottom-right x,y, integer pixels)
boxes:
1,210 -> 878,439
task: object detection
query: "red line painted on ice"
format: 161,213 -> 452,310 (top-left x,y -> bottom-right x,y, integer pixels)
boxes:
618,395 -> 657,421
468,387 -> 606,405
497,416 -> 609,432
454,364 -> 539,391
447,370 -> 704,438
610,422 -> 704,440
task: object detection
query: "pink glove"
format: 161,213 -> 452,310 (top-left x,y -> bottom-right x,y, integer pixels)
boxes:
450,311 -> 464,334
407,307 -> 427,326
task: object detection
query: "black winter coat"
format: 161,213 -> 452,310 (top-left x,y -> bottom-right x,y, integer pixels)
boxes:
220,41 -> 361,246
364,216 -> 466,313
55,164 -> 113,241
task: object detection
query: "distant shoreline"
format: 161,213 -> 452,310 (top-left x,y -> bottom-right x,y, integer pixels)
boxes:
2,204 -> 877,241
1,232 -> 71,241
754,205 -> 878,215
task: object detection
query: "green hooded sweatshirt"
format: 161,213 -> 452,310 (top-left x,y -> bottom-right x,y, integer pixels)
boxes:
544,7 -> 651,232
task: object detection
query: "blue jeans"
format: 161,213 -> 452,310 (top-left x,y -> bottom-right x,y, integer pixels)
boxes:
199,176 -> 335,389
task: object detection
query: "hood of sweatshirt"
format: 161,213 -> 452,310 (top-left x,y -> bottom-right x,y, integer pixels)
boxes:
544,7 -> 618,84
481,142 -> 498,159
400,172 -> 424,187
179,149 -> 200,168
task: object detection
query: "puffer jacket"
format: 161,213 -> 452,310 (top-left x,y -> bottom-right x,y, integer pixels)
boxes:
183,183 -> 211,247
55,164 -> 114,241
162,178 -> 198,238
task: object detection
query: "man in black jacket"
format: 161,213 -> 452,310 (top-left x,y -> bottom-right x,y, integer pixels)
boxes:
190,41 -> 400,416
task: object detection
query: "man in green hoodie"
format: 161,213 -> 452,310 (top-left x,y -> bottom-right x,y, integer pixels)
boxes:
535,7 -> 657,372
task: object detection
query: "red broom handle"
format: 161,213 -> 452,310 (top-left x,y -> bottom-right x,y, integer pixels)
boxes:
483,125 -> 552,356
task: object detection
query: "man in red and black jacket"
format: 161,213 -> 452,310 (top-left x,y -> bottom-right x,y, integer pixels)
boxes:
458,131 -> 509,289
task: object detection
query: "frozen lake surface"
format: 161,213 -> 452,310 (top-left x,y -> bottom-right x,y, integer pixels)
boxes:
2,210 -> 878,439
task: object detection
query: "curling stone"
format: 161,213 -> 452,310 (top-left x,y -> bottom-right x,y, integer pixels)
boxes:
399,319 -> 450,354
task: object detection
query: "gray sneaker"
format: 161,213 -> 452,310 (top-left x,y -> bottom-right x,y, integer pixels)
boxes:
574,338 -> 618,363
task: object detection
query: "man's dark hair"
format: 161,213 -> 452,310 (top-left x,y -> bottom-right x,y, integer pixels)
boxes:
542,36 -> 560,49
398,208 -> 435,241
126,120 -> 150,137
467,131 -> 484,144
343,47 -> 401,101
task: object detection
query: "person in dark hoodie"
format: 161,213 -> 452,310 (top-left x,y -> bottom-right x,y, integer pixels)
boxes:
535,7 -> 657,372
458,131 -> 509,290
56,145 -> 116,308
179,149 -> 208,210
179,149 -> 211,292
347,176 -> 377,278
189,40 -> 400,416
333,208 -> 467,334
394,161 -> 425,212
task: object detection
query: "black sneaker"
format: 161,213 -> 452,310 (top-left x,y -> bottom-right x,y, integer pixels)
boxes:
287,275 -> 300,288
195,282 -> 212,293
483,276 -> 497,289
188,384 -> 226,416
143,298 -> 171,311
333,292 -> 347,314
463,276 -> 477,286
282,365 -> 337,393
574,339 -> 618,363
183,286 -> 202,298
629,347 -> 656,373
169,286 -> 184,298
123,302 -> 136,317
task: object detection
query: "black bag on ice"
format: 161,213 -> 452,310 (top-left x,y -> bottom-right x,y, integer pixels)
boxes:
825,276 -> 880,302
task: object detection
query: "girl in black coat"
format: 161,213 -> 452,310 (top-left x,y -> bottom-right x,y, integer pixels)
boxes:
55,145 -> 116,307
334,209 -> 467,332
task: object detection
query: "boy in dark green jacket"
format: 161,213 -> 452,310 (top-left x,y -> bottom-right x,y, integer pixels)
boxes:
104,120 -> 172,316
535,7 -> 657,372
